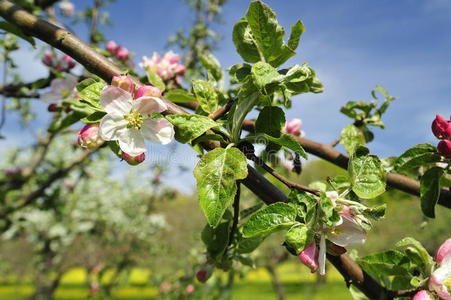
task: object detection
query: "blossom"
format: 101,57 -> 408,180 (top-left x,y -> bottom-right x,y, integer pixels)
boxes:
298,241 -> 319,273
135,86 -> 162,98
186,284 -> 195,295
429,239 -> 451,299
106,41 -> 118,54
78,123 -> 104,150
139,51 -> 185,81
41,74 -> 78,104
163,50 -> 180,64
59,0 -> 74,16
42,52 -> 54,66
438,140 -> 451,158
116,47 -> 130,61
122,152 -> 145,165
284,118 -> 305,137
98,82 -> 174,156
432,115 -> 451,140
413,290 -> 435,300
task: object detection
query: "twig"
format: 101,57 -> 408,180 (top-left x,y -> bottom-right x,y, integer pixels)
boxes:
209,99 -> 236,121
330,137 -> 340,147
89,0 -> 101,45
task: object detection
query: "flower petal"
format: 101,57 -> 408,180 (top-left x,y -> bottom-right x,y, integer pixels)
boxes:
133,96 -> 167,114
319,234 -> 326,276
436,238 -> 451,266
100,86 -> 133,115
99,113 -> 128,141
40,91 -> 61,104
65,74 -> 79,90
413,290 -> 435,300
118,129 -> 146,156
328,215 -> 366,247
141,118 -> 174,145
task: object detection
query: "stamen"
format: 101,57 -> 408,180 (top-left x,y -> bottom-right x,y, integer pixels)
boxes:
125,110 -> 144,130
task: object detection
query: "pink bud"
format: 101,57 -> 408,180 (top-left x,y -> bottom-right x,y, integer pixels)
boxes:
47,104 -> 59,112
42,52 -> 54,66
134,85 -> 162,99
77,123 -> 104,150
62,55 -> 76,69
59,1 -> 74,16
435,238 -> 451,266
298,241 -> 319,273
196,269 -> 207,283
160,281 -> 171,292
163,51 -> 179,64
438,140 -> 451,158
106,41 -> 117,53
122,152 -> 145,165
413,290 -> 435,300
432,114 -> 451,139
116,48 -> 130,61
111,76 -> 134,94
63,180 -> 75,189
186,284 -> 194,295
174,64 -> 186,76
284,118 -> 302,136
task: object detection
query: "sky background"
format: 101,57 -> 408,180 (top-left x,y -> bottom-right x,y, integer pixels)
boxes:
1,0 -> 450,193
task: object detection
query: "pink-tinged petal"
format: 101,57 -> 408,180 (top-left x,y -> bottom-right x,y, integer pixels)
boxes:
133,96 -> 167,114
429,266 -> 451,299
141,118 -> 174,145
106,41 -> 117,53
117,129 -> 146,156
438,140 -> 451,158
436,238 -> 451,266
284,118 -> 302,136
99,113 -> 128,141
134,86 -> 162,99
122,152 -> 145,166
326,191 -> 338,205
100,86 -> 133,115
413,290 -> 435,300
111,76 -> 134,94
319,234 -> 326,275
328,215 -> 366,247
298,241 -> 319,273
432,114 -> 451,139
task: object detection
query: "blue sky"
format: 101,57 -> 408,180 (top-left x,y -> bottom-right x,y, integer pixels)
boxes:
1,0 -> 451,192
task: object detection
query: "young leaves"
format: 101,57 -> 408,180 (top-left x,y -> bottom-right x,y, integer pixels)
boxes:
255,106 -> 285,138
164,89 -> 197,103
166,114 -> 218,144
348,146 -> 386,199
420,167 -> 444,218
146,69 -> 165,92
340,124 -> 366,155
194,148 -> 248,227
285,224 -> 314,254
192,80 -> 219,114
394,143 -> 442,174
242,202 -> 297,237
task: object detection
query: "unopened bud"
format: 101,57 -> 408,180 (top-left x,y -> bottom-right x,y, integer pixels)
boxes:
111,76 -> 134,94
435,238 -> 451,266
163,51 -> 179,64
42,52 -> 54,67
438,140 -> 451,158
298,241 -> 319,273
47,103 -> 59,112
122,152 -> 145,165
62,55 -> 76,69
284,118 -> 302,136
432,114 -> 451,139
77,123 -> 104,150
174,64 -> 186,76
134,85 -> 162,99
116,47 -> 130,61
196,269 -> 207,283
186,284 -> 194,295
106,41 -> 117,54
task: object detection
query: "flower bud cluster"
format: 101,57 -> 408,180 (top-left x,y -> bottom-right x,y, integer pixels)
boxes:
139,51 -> 186,81
106,41 -> 130,61
42,52 -> 76,71
432,115 -> 451,158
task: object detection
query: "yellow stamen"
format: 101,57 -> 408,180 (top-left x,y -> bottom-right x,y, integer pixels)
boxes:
329,227 -> 345,237
125,110 -> 144,130
61,88 -> 70,98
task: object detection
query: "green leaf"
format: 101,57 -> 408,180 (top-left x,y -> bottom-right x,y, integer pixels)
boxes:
48,112 -> 84,133
201,220 -> 230,261
0,21 -> 35,47
229,63 -> 252,83
165,114 -> 218,144
349,146 -> 386,199
320,192 -> 341,225
191,134 -> 226,145
246,1 -> 284,62
362,204 -> 386,221
232,18 -> 261,63
237,234 -> 266,254
194,148 -> 248,227
80,111 -> 106,123
192,80 -> 218,114
146,69 -> 165,92
287,20 -> 305,50
396,237 -> 434,276
285,224 -> 314,254
251,62 -> 282,93
255,106 -> 285,138
240,202 -> 264,219
340,124 -> 366,155
394,143 -> 441,173
76,78 -> 100,93
107,141 -> 122,158
358,250 -> 410,276
420,166 -> 445,218
78,81 -> 106,108
250,134 -> 307,159
268,45 -> 296,68
242,202 -> 297,238
31,78 -> 50,90
164,89 -> 197,103
288,189 -> 317,223
200,53 -> 223,81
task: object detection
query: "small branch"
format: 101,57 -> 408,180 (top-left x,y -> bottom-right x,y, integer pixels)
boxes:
228,182 -> 240,247
209,99 -> 236,121
330,137 -> 340,148
89,0 -> 101,45
247,153 -> 320,196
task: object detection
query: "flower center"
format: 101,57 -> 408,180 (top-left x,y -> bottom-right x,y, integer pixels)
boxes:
61,88 -> 70,98
329,227 -> 345,237
125,110 -> 144,130
444,277 -> 451,292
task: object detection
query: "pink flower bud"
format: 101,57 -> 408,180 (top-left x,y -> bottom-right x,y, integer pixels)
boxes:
163,51 -> 179,64
63,180 -> 75,189
186,284 -> 194,295
122,152 -> 145,165
159,281 -> 171,292
116,48 -> 130,61
438,140 -> 451,158
435,238 -> 451,266
298,241 -> 319,273
413,290 -> 435,300
59,1 -> 74,16
62,55 -> 76,69
196,269 -> 207,283
47,103 -> 59,112
134,85 -> 162,99
174,64 -> 186,76
77,123 -> 104,150
106,41 -> 117,53
432,114 -> 451,139
42,52 -> 54,67
284,118 -> 303,136
111,76 -> 134,94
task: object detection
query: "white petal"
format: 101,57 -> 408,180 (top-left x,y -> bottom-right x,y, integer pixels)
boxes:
133,96 -> 167,114
50,79 -> 66,92
99,113 -> 128,141
118,129 -> 146,156
328,216 -> 366,247
40,91 -> 60,104
65,74 -> 78,90
141,118 -> 174,145
319,234 -> 326,276
100,85 -> 133,115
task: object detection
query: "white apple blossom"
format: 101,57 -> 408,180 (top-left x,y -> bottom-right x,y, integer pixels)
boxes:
98,85 -> 174,156
41,74 -> 78,104
429,242 -> 451,299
